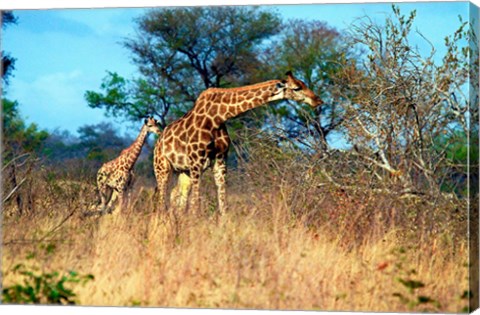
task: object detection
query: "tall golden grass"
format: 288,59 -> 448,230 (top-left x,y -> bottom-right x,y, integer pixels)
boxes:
1,155 -> 470,312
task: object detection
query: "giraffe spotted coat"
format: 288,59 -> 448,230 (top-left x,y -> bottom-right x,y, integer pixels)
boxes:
97,117 -> 161,214
154,71 -> 322,215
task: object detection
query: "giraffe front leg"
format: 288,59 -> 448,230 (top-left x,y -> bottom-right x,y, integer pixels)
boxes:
188,168 -> 202,216
213,157 -> 227,215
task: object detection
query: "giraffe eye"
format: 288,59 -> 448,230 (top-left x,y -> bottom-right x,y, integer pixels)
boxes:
293,87 -> 302,91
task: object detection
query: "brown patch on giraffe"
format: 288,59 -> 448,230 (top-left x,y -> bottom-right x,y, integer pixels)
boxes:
173,138 -> 182,150
179,130 -> 188,142
221,93 -> 232,104
193,114 -> 203,125
185,114 -> 195,126
177,155 -> 185,166
214,138 -> 229,153
218,105 -> 227,116
200,131 -> 211,143
195,99 -> 205,109
213,116 -> 223,127
191,129 -> 201,141
203,117 -> 213,130
165,142 -> 173,153
240,103 -> 249,113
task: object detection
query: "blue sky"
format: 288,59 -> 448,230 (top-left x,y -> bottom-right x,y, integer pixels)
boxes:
1,1 -> 476,138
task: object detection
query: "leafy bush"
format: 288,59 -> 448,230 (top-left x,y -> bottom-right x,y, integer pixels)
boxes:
2,263 -> 94,305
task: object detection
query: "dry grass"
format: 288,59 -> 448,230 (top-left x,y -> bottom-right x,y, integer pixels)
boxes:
1,164 -> 470,312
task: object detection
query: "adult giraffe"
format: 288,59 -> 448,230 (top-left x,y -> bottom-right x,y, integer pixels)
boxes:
153,71 -> 322,215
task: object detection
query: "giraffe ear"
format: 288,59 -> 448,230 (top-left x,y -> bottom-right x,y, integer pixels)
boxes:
285,71 -> 297,85
285,71 -> 299,88
276,82 -> 285,89
144,118 -> 148,124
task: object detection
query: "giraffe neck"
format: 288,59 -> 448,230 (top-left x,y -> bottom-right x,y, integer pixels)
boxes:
201,80 -> 283,122
121,126 -> 149,169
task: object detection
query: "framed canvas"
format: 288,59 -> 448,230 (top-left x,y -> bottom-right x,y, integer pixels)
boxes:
1,0 -> 479,314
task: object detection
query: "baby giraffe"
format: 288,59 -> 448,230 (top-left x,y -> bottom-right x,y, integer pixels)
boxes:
96,116 -> 161,214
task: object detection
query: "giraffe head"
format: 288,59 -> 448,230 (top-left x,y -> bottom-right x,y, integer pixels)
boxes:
276,71 -> 323,107
144,116 -> 162,135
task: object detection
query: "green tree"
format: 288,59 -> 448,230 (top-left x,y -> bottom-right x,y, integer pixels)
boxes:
42,123 -> 130,165
77,122 -> 130,164
1,11 -> 17,84
3,99 -> 49,162
433,130 -> 477,196
85,6 -> 282,127
2,12 -> 50,214
257,19 -> 351,151
2,99 -> 49,214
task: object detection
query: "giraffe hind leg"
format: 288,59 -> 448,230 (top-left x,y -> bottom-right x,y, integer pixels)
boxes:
213,157 -> 227,215
97,185 -> 113,214
171,172 -> 192,214
105,189 -> 121,215
96,169 -> 111,214
188,168 -> 202,216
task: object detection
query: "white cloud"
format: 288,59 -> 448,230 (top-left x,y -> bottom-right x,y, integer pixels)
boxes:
10,69 -> 107,133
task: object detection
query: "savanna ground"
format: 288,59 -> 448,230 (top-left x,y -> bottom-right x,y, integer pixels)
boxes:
1,141 -> 472,313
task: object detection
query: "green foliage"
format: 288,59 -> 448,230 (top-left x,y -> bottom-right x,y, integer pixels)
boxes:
77,122 -> 129,163
389,247 -> 441,311
134,6 -> 281,89
2,263 -> 94,305
260,19 -> 348,149
2,11 -> 17,84
1,11 -> 17,27
41,122 -> 130,166
86,7 -> 282,128
85,7 -> 351,153
397,278 -> 425,294
433,130 -> 476,196
85,71 -> 152,121
2,98 -> 49,162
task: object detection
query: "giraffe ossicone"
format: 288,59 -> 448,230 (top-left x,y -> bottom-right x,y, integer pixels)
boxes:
153,71 -> 322,215
96,116 -> 161,215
